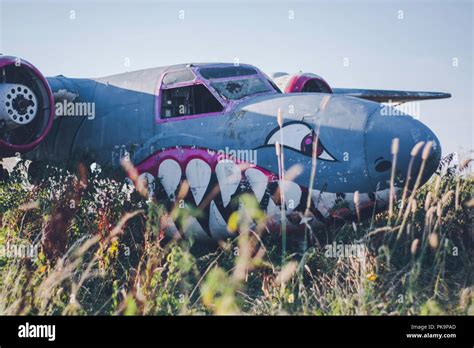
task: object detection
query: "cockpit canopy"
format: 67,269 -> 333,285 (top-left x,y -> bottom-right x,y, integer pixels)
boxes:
158,63 -> 279,120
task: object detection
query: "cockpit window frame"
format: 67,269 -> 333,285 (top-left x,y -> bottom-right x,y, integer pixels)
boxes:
155,64 -> 279,124
155,67 -> 227,123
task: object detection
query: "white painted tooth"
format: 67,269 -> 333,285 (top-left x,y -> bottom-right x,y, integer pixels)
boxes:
279,180 -> 302,212
266,198 -> 281,218
185,159 -> 211,205
163,215 -> 181,240
311,189 -> 320,203
312,190 -> 336,217
375,188 -> 391,201
245,168 -> 268,202
210,201 -> 227,229
209,201 -> 230,239
158,159 -> 181,199
164,202 -> 211,241
215,160 -> 241,207
123,178 -> 135,196
374,188 -> 391,208
321,192 -> 337,209
138,172 -> 155,198
182,214 -> 210,241
311,190 -> 321,204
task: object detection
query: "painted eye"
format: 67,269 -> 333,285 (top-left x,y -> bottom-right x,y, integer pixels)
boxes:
300,132 -> 320,156
266,122 -> 336,161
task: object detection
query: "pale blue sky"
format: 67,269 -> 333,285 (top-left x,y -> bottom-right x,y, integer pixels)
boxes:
1,0 -> 472,155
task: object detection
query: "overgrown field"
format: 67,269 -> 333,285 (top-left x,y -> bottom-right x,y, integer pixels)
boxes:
0,156 -> 472,315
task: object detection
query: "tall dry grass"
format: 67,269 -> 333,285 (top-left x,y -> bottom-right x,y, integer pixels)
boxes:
0,151 -> 472,315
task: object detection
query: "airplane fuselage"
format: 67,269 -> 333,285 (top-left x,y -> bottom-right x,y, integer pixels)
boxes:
1,59 -> 442,241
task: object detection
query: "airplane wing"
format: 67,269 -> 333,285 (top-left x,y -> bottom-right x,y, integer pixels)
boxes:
332,88 -> 451,104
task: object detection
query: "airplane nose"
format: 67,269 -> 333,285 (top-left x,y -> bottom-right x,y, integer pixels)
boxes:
365,108 -> 441,191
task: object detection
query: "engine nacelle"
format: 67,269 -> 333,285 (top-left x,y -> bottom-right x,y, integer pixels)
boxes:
0,56 -> 54,158
272,72 -> 333,94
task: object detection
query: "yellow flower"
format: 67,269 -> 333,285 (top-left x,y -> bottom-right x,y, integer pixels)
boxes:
227,212 -> 239,233
367,273 -> 377,282
39,265 -> 47,273
287,294 -> 295,304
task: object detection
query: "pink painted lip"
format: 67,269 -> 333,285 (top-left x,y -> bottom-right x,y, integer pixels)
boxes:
135,147 -> 381,220
0,56 -> 55,157
136,146 -> 277,180
135,147 -> 385,238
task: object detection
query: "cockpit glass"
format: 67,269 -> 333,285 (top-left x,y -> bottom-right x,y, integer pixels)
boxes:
199,66 -> 257,79
211,77 -> 271,100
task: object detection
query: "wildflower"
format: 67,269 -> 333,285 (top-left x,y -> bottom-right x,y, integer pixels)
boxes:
227,211 -> 239,233
367,273 -> 377,282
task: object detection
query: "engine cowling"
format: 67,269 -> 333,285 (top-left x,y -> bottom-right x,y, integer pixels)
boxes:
272,72 -> 333,94
0,56 -> 54,158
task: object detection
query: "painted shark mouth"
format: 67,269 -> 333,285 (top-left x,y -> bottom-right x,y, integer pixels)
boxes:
135,147 -> 391,241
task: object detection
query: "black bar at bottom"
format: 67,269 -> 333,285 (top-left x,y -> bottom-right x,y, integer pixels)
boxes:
0,315 -> 472,346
